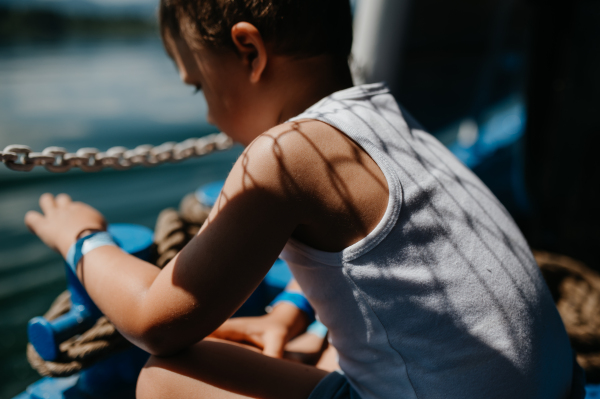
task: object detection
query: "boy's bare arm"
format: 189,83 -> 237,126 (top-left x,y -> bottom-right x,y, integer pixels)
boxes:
25,128 -> 309,356
25,118 -> 385,356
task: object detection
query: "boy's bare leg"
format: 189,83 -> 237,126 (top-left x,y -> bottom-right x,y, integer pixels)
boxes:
315,345 -> 339,372
137,338 -> 328,399
284,332 -> 328,365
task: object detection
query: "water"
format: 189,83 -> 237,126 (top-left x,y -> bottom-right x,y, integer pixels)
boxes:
0,37 -> 242,398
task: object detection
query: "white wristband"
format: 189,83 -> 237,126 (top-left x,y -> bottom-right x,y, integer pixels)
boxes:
66,231 -> 118,273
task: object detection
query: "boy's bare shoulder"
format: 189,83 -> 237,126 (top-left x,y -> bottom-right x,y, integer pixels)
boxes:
225,119 -> 388,249
252,119 -> 339,147
237,117 -> 386,202
250,119 -> 347,164
220,120 -> 342,223
227,119 -> 345,196
241,119 -> 350,187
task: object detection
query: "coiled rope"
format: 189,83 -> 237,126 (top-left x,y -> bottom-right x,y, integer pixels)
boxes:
26,292 -> 131,377
534,250 -> 600,382
27,205 -> 600,381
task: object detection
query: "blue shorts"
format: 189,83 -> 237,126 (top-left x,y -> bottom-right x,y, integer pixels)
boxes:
308,371 -> 360,399
309,359 -> 585,399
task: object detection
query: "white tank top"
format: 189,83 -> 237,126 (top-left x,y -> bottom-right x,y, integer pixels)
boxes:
281,83 -> 574,399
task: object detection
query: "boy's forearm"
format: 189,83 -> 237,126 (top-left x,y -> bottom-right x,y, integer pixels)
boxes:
76,243 -> 267,357
76,245 -> 164,352
76,246 -> 227,356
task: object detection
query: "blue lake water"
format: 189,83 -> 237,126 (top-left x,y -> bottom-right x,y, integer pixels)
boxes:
0,37 -> 242,398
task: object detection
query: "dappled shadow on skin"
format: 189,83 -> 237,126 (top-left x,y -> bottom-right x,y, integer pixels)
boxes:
210,120 -> 387,243
147,120 -> 388,397
251,121 -> 387,249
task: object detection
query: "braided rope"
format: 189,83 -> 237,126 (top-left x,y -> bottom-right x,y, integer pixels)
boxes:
26,293 -> 131,377
534,250 -> 600,382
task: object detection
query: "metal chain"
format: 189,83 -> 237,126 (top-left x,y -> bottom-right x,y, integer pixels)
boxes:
0,133 -> 233,172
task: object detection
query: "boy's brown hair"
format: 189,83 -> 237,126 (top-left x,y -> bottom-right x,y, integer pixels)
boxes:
159,0 -> 353,58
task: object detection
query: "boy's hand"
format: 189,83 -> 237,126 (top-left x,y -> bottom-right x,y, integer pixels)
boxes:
209,302 -> 310,358
25,193 -> 107,258
209,315 -> 290,358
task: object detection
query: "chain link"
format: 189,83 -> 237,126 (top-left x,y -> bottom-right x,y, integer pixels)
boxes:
0,133 -> 233,173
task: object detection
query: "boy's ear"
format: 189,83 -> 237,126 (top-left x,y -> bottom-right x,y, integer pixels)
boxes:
231,22 -> 267,84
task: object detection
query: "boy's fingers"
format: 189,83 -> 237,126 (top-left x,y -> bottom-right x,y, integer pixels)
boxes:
208,325 -> 229,339
262,330 -> 286,358
210,320 -> 268,351
209,320 -> 246,342
24,210 -> 44,231
39,193 -> 56,214
55,193 -> 72,206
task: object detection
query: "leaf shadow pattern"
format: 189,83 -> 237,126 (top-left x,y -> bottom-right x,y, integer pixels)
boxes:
276,85 -> 575,397
151,86 -> 574,398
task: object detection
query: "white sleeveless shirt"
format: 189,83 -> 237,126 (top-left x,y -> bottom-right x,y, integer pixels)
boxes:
281,83 -> 574,399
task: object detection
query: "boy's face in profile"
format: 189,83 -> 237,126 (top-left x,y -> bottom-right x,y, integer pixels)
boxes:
166,30 -> 276,146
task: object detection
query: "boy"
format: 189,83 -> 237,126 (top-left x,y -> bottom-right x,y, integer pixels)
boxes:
25,0 -> 582,398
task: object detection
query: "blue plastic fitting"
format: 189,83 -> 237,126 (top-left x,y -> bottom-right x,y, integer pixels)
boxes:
27,224 -> 154,362
195,180 -> 226,207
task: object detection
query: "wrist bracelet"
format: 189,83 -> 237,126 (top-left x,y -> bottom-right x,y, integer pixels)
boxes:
306,320 -> 328,338
267,291 -> 315,322
66,231 -> 118,274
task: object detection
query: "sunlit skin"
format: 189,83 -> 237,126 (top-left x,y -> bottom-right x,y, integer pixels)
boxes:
25,22 -> 389,399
